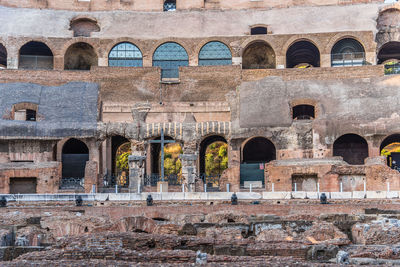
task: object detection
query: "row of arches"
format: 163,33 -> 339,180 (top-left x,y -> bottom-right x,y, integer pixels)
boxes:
0,37 -> 378,72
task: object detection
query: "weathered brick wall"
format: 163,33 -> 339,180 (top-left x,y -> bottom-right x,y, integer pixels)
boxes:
0,0 -> 384,11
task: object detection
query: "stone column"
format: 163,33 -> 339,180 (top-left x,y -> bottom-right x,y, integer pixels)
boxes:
179,154 -> 197,192
128,141 -> 146,192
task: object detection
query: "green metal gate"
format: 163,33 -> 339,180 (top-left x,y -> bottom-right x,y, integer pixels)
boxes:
240,163 -> 264,185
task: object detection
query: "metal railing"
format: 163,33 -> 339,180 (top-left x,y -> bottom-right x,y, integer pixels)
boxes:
19,55 -> 53,70
384,63 -> 400,75
331,52 -> 366,67
200,173 -> 221,191
59,177 -> 84,190
144,173 -> 182,186
102,173 -> 129,188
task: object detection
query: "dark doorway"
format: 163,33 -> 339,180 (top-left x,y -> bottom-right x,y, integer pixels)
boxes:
64,42 -> 98,70
333,134 -> 368,165
242,137 -> 276,163
242,41 -> 276,69
286,41 -> 320,68
251,27 -> 268,35
10,178 -> 37,194
378,41 -> 400,64
380,134 -> 400,170
62,138 -> 89,178
0,43 -> 6,68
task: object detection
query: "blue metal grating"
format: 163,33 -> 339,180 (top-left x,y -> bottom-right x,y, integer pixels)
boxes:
108,42 -> 143,67
153,42 -> 188,78
199,41 -> 232,66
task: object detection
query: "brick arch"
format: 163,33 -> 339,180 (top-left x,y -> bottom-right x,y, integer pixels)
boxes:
240,37 -> 278,57
149,39 -> 192,65
56,137 -> 92,162
60,38 -> 100,61
193,39 -> 234,65
17,39 -> 57,57
104,38 -> 145,60
324,33 -> 369,55
241,136 -> 277,164
281,36 -> 322,58
332,133 -> 369,165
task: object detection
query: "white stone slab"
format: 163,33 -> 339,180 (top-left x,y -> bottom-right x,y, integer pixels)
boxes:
94,193 -> 110,201
160,192 -> 185,200
291,191 -> 307,199
306,192 -> 319,199
262,192 -> 291,199
387,191 -> 399,199
140,193 -> 162,201
366,191 -> 387,199
184,192 -> 208,200
330,192 -> 352,199
207,192 -> 232,200
352,191 -> 366,199
236,192 -> 262,199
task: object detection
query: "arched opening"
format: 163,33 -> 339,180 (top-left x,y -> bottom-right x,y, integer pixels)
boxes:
148,136 -> 182,186
292,104 -> 315,120
286,40 -> 320,68
163,0 -> 176,11
19,41 -> 53,70
64,42 -> 98,70
199,136 -> 228,191
153,42 -> 188,79
0,43 -> 6,69
240,137 -> 276,186
378,42 -> 400,75
380,134 -> 400,171
69,17 -> 100,37
333,134 -> 368,165
111,136 -> 131,187
108,42 -> 143,67
198,41 -> 232,66
61,139 -> 89,189
12,102 -> 38,121
242,41 -> 276,69
331,38 -> 365,67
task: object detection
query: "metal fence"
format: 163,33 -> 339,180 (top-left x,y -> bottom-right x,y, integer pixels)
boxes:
19,55 -> 53,70
102,173 -> 129,188
59,177 -> 84,190
200,174 -> 221,192
144,174 -> 182,186
331,52 -> 366,67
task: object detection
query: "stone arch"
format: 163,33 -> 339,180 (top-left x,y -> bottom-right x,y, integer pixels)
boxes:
108,42 -> 143,67
285,39 -> 320,68
197,40 -> 232,66
241,136 -> 276,164
199,135 -> 228,175
242,40 -> 276,69
0,43 -> 7,68
333,134 -> 368,165
19,41 -> 54,70
152,42 -> 189,78
377,41 -> 400,64
61,138 -> 89,178
330,38 -> 366,67
111,135 -> 131,175
380,134 -> 400,169
69,16 -> 100,37
64,42 -> 98,70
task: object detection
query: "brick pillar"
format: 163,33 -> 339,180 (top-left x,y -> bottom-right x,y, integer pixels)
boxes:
53,55 -> 64,70
320,54 -> 331,68
128,140 -> 146,192
84,161 -> 98,193
7,49 -> 18,69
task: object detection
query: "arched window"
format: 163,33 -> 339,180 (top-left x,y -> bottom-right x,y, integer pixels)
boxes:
19,41 -> 53,70
64,42 -> 98,70
333,134 -> 368,165
164,0 -> 176,11
286,40 -> 320,68
251,27 -> 268,35
108,42 -> 143,67
0,43 -> 6,69
331,38 -> 365,67
199,41 -> 232,66
292,104 -> 315,120
153,42 -> 188,79
242,41 -> 276,69
377,42 -> 400,75
242,137 -> 276,164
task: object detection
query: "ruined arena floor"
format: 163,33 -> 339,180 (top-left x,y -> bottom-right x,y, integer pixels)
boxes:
1,199 -> 400,266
